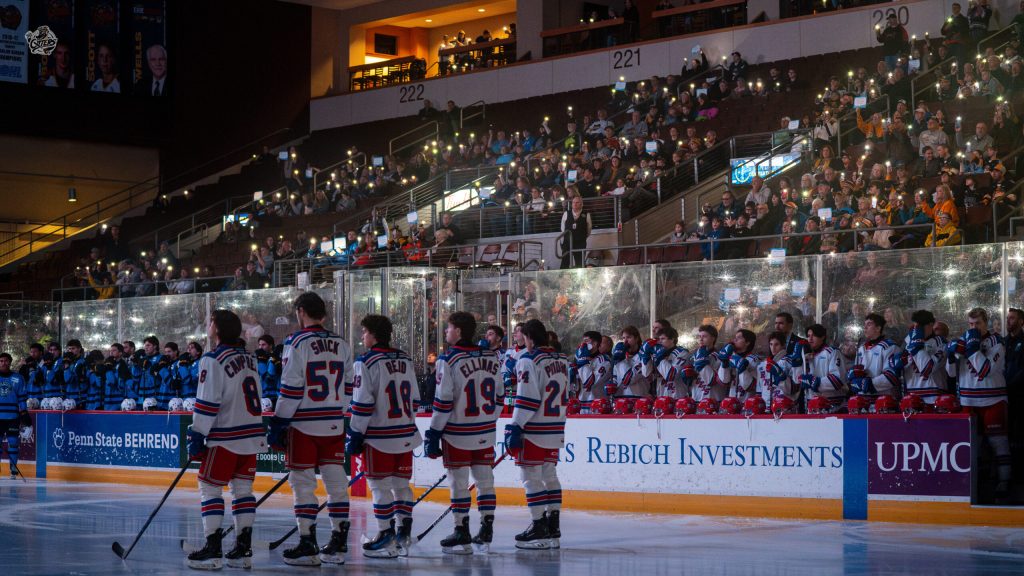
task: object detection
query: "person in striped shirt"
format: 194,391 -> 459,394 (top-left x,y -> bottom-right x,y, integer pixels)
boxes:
185,310 -> 267,570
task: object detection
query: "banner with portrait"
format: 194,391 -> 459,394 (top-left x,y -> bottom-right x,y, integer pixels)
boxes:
81,0 -> 119,93
29,0 -> 75,88
129,0 -> 164,96
0,0 -> 30,84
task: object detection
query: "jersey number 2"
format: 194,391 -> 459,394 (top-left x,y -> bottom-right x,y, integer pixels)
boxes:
544,380 -> 567,417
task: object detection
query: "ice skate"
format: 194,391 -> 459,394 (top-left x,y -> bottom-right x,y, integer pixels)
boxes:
186,528 -> 223,570
514,517 -> 551,550
547,510 -> 561,549
440,517 -> 473,555
282,530 -> 321,566
224,527 -> 252,569
362,527 -> 399,559
318,522 -> 349,565
395,517 -> 413,557
472,515 -> 494,553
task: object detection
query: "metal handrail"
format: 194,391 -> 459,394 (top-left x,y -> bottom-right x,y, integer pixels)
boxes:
570,222 -> 938,263
52,274 -> 238,302
836,93 -> 890,155
460,100 -> 487,129
677,63 -> 728,99
692,131 -> 804,215
389,121 -> 439,157
314,151 -> 369,194
911,55 -> 956,105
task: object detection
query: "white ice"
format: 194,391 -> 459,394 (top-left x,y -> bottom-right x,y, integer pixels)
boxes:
1,479 -> 1022,575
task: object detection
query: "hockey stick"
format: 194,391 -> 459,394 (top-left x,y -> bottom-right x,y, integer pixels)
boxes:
112,458 -> 193,559
262,471 -> 365,551
413,450 -> 509,544
180,473 -> 291,553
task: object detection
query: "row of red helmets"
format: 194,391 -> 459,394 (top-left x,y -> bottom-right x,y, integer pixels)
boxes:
565,394 -> 962,417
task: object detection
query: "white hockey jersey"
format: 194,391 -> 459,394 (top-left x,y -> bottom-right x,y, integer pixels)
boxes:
513,347 -> 569,450
275,325 -> 354,436
756,353 -> 800,405
350,347 -> 423,453
193,345 -> 267,455
577,353 -> 612,403
718,352 -> 761,402
610,354 -> 652,398
946,332 -> 1006,407
902,334 -> 947,403
791,345 -> 848,405
689,348 -> 726,403
501,346 -> 525,406
854,338 -> 901,397
430,344 -> 503,451
644,347 -> 691,398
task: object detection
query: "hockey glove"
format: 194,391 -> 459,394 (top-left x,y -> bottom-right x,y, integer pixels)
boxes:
715,344 -> 735,363
849,377 -> 876,395
504,423 -> 524,451
847,364 -> 867,382
946,338 -> 965,362
964,329 -> 981,356
888,351 -> 909,373
638,340 -> 657,364
424,428 -> 444,459
766,358 -> 787,385
798,373 -> 821,392
267,416 -> 290,452
187,425 -> 207,460
574,343 -> 592,368
786,340 -> 807,366
682,364 -> 699,383
611,342 -> 628,364
345,430 -> 366,455
477,339 -> 490,350
653,345 -> 670,366
605,380 -> 619,397
731,353 -> 750,373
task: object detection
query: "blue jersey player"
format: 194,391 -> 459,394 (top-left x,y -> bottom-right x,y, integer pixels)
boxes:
0,353 -> 30,479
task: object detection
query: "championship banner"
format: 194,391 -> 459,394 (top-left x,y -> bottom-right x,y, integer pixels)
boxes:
0,0 -> 29,84
129,0 -> 165,96
81,0 -> 119,92
29,0 -> 74,88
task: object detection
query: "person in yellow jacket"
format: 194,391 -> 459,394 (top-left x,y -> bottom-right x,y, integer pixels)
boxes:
924,211 -> 962,246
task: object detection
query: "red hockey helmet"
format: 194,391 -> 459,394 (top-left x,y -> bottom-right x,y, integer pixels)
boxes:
934,394 -> 961,414
697,397 -> 719,415
847,395 -> 871,414
566,397 -> 582,415
743,396 -> 766,415
653,396 -> 674,415
590,398 -> 611,415
899,394 -> 926,416
719,396 -> 742,415
771,395 -> 796,416
613,397 -> 635,415
874,394 -> 898,414
675,397 -> 697,417
807,395 -> 832,415
633,397 -> 653,415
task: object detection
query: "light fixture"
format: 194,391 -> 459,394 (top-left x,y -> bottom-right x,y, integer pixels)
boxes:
67,187 -> 77,202
478,7 -> 485,11
425,18 -> 432,22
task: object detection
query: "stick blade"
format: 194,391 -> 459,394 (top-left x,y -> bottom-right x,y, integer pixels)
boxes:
111,541 -> 127,559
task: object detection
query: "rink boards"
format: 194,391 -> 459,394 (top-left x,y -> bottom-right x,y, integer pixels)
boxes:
16,411 -> 1024,526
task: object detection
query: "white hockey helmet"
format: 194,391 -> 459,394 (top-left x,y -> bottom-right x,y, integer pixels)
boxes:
19,426 -> 33,443
25,398 -> 40,411
261,397 -> 273,413
121,398 -> 138,412
167,398 -> 185,412
182,398 -> 196,412
61,398 -> 77,411
142,397 -> 158,411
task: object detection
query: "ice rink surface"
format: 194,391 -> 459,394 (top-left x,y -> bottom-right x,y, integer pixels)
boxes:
1,479 -> 1023,576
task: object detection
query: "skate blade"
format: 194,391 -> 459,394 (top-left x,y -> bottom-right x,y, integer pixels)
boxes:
282,555 -> 321,566
442,544 -> 473,555
362,548 -> 399,559
185,558 -> 224,570
317,553 -> 346,565
515,540 -> 551,550
472,542 -> 490,553
549,538 -> 560,549
225,557 -> 252,569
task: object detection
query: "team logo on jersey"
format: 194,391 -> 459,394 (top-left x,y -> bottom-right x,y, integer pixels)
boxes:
352,375 -> 361,389
52,427 -> 65,449
0,382 -> 9,396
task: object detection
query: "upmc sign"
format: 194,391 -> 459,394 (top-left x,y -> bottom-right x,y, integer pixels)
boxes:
867,417 -> 972,500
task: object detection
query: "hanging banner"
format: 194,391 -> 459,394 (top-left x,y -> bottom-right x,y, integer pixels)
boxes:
129,0 -> 165,96
0,0 -> 29,83
29,0 -> 74,88
82,0 -> 119,92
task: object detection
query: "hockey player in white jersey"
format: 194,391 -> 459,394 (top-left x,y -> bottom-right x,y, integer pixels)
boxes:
346,314 -> 422,558
756,331 -> 800,410
849,313 -> 901,400
945,307 -> 1011,499
185,310 -> 267,570
505,319 -> 569,550
895,310 -> 947,405
268,292 -> 354,566
687,324 -> 727,403
716,329 -> 760,402
500,324 -> 526,408
574,331 -> 613,405
791,324 -> 847,412
647,327 -> 691,398
425,312 -> 503,554
609,326 -> 652,399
